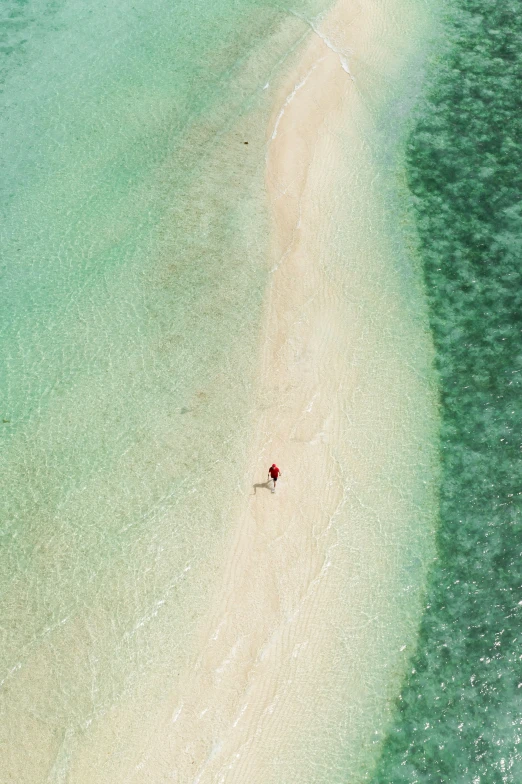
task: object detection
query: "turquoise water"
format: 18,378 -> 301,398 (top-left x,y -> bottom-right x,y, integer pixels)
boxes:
371,0 -> 522,781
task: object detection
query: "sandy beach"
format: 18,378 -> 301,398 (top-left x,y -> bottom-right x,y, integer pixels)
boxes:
63,2 -> 437,782
164,12 -> 362,778
76,2 -> 436,782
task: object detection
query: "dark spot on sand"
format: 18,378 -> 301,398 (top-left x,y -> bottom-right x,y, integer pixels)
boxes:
244,141 -> 248,144
180,407 -> 190,415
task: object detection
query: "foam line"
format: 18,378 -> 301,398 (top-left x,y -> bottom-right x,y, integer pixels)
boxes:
271,58 -> 326,140
291,9 -> 355,78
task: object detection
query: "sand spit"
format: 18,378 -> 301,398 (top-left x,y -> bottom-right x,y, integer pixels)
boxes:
70,1 -> 437,782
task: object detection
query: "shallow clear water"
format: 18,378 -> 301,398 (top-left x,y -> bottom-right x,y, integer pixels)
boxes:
1,0 -> 442,780
371,1 -> 522,781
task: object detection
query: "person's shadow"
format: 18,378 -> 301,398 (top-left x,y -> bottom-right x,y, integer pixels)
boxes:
253,480 -> 272,495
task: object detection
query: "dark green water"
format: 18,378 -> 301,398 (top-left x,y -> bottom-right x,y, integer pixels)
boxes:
370,1 -> 522,782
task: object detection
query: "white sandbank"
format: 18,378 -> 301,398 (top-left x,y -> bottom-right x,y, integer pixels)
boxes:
71,1 -> 437,781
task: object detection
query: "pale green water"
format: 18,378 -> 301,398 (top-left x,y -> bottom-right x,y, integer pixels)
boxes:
1,1 -> 321,776
1,0 -> 440,781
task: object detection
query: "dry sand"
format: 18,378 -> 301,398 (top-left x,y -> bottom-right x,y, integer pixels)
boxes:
74,1 -> 437,781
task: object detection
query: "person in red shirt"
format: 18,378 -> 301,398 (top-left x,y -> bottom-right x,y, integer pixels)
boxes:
268,463 -> 281,493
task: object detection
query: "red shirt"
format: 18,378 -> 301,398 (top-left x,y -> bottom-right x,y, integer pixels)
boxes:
269,465 -> 280,479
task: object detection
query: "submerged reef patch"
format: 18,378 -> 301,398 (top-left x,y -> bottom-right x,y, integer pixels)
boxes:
371,1 -> 522,782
